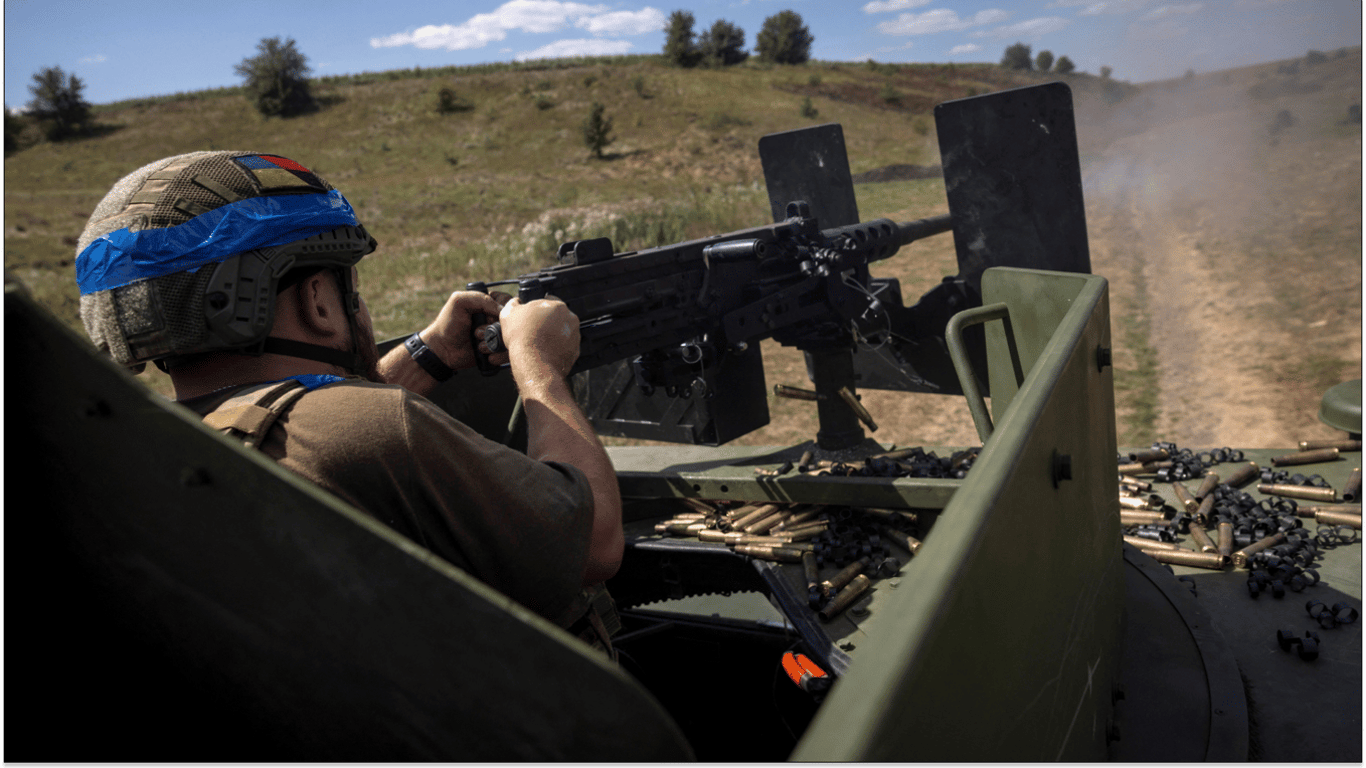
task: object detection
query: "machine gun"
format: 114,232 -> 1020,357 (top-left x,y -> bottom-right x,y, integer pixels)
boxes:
474,83 -> 1092,450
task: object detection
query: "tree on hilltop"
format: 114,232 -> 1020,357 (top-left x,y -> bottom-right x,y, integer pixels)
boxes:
1054,55 -> 1076,74
27,66 -> 92,141
1001,42 -> 1032,70
663,10 -> 700,67
1035,50 -> 1054,73
235,36 -> 314,117
699,20 -> 748,67
756,10 -> 812,65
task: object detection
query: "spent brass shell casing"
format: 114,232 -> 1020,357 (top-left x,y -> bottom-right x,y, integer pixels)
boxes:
820,574 -> 873,621
732,503 -> 782,529
774,507 -> 822,531
1344,468 -> 1362,503
655,521 -> 707,534
1218,521 -> 1234,559
1120,477 -> 1153,493
734,545 -> 807,563
1195,472 -> 1220,500
1298,438 -> 1362,452
746,510 -> 790,535
722,502 -> 763,520
838,386 -> 878,432
1315,510 -> 1363,529
1120,510 -> 1167,526
1129,447 -> 1170,463
1171,482 -> 1198,514
1195,495 -> 1214,527
1295,504 -> 1362,517
797,449 -> 815,471
698,529 -> 744,544
1187,523 -> 1218,553
860,507 -> 921,524
821,559 -> 867,598
1232,531 -> 1288,568
1119,494 -> 1156,510
1223,462 -> 1260,489
782,524 -> 830,543
1145,548 -> 1229,570
1258,484 -> 1338,503
1123,535 -> 1181,551
1118,462 -> 1158,476
874,524 -> 922,556
1272,448 -> 1341,467
680,497 -> 717,515
802,551 -> 819,589
774,384 -> 820,401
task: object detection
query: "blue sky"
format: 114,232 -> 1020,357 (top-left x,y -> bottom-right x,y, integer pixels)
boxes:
5,0 -> 1361,107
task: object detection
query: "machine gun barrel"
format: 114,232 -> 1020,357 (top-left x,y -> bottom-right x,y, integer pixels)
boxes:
472,210 -> 955,378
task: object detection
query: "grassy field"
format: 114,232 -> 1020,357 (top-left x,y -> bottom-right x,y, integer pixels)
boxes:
7,50 -> 1360,448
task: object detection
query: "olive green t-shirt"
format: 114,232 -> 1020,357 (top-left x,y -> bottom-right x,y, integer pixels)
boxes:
181,378 -> 595,621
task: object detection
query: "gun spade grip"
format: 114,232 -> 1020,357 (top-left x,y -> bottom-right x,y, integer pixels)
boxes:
465,280 -> 502,377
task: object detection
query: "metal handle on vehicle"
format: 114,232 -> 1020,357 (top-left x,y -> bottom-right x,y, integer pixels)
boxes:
945,302 -> 1025,444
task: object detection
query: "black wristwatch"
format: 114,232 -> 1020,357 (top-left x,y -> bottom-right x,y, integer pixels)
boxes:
404,332 -> 455,382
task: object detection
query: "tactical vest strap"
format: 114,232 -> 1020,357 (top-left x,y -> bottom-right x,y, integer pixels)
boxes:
203,379 -> 309,449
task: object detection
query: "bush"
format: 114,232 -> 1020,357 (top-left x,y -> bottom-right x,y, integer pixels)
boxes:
1100,65 -> 1113,80
435,87 -> 474,114
1035,50 -> 1054,73
1306,49 -> 1328,65
699,20 -> 748,67
26,66 -> 91,140
234,36 -> 314,117
1055,56 -> 1076,74
663,10 -> 699,67
582,102 -> 614,158
800,97 -> 818,119
1001,42 -> 1032,70
756,10 -> 813,65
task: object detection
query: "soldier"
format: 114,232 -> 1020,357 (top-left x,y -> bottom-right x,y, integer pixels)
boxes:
74,151 -> 623,646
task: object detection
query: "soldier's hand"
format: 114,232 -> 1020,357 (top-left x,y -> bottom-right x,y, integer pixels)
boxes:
498,295 -> 580,380
422,290 -> 512,371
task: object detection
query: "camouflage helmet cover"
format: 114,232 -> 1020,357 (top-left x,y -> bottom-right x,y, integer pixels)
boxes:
76,151 -> 376,368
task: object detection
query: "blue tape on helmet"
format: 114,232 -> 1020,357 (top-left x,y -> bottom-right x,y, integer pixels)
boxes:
76,189 -> 360,295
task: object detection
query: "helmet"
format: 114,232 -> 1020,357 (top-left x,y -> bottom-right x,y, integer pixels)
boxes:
76,151 -> 377,372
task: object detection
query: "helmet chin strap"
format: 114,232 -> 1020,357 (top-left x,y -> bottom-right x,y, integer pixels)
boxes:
260,337 -> 363,372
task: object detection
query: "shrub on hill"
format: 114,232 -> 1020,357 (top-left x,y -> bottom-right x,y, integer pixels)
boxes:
583,102 -> 614,158
1055,56 -> 1076,74
1001,43 -> 1032,71
699,20 -> 748,67
235,36 -> 315,117
26,66 -> 92,141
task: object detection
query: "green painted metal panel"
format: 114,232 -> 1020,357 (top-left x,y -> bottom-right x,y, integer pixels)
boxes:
610,443 -> 962,509
793,269 -> 1121,761
4,282 -> 692,761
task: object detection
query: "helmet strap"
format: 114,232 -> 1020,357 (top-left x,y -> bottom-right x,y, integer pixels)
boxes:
261,337 -> 363,372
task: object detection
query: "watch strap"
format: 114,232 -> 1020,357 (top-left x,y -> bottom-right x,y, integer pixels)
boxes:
404,332 -> 455,382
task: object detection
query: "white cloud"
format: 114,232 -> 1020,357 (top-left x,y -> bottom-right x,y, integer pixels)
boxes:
515,38 -> 635,60
1141,3 -> 1202,20
575,7 -> 666,35
79,54 -> 108,64
978,16 -> 1071,38
862,0 -> 931,13
371,0 -> 624,51
949,43 -> 983,54
877,8 -> 1008,35
1080,3 -> 1108,15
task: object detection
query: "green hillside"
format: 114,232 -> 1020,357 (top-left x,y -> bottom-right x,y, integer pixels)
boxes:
7,50 -> 1359,448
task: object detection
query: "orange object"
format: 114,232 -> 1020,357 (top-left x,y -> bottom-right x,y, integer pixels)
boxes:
782,651 -> 829,692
